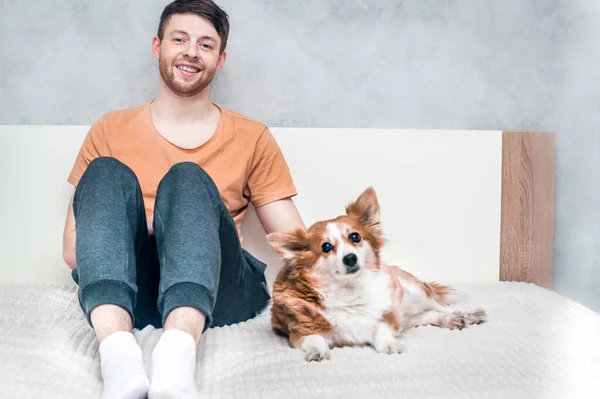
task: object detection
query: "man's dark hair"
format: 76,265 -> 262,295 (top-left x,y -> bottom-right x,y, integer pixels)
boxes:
157,0 -> 230,54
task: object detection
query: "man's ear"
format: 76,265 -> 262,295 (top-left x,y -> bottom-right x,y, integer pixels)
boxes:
216,50 -> 227,70
152,36 -> 161,60
267,229 -> 310,261
345,187 -> 381,232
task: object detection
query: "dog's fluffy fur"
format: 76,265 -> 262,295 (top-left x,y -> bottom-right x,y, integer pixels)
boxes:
267,187 -> 486,362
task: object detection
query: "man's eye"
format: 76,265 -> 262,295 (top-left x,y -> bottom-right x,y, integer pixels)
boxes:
174,38 -> 184,43
201,43 -> 213,49
321,242 -> 333,253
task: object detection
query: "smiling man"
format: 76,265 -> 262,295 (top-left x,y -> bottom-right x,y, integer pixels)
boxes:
62,1 -> 305,398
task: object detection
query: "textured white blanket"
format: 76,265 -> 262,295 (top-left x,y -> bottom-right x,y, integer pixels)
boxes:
1,282 -> 599,399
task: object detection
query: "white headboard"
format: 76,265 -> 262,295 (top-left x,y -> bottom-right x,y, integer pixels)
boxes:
0,126 -> 554,290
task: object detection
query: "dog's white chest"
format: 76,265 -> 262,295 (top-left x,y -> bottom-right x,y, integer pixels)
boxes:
318,271 -> 392,345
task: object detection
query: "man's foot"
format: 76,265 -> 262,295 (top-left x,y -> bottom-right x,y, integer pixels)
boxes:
99,331 -> 149,399
149,329 -> 202,399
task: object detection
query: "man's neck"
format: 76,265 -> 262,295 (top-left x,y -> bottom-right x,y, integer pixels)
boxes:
152,83 -> 215,124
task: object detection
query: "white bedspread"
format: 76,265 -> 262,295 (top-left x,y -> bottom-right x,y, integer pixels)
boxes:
1,282 -> 599,398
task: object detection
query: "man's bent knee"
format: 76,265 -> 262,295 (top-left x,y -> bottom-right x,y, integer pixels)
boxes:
76,157 -> 141,202
163,162 -> 214,185
157,162 -> 221,202
85,156 -> 134,176
78,157 -> 139,190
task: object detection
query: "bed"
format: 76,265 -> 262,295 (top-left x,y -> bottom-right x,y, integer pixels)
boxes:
0,126 -> 598,398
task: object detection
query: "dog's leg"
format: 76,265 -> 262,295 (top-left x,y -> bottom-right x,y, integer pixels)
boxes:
450,307 -> 487,327
293,334 -> 331,362
372,322 -> 406,354
410,305 -> 486,330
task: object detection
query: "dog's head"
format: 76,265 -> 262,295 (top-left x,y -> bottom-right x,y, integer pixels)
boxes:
267,187 -> 385,282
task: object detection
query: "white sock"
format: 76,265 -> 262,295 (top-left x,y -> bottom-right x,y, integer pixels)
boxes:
98,331 -> 149,399
149,329 -> 201,399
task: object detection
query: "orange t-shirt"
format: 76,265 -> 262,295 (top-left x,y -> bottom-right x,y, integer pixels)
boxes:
67,102 -> 297,243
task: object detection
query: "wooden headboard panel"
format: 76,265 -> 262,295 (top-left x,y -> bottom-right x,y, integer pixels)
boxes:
0,126 -> 554,290
500,131 -> 555,289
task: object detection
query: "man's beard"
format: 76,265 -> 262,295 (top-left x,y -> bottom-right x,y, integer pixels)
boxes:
159,57 -> 217,98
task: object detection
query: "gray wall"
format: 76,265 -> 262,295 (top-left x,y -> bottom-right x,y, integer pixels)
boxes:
1,0 -> 599,312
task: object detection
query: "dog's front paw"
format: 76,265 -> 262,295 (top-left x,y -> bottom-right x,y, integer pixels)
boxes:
305,346 -> 331,362
373,322 -> 405,354
374,338 -> 406,354
300,334 -> 331,362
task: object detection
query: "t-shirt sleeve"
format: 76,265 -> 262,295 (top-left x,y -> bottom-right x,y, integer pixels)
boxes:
67,119 -> 106,187
247,127 -> 297,207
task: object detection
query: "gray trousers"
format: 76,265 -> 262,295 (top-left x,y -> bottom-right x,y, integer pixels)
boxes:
70,157 -> 270,331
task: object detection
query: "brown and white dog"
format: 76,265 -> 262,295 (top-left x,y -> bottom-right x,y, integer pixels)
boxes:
266,187 -> 486,362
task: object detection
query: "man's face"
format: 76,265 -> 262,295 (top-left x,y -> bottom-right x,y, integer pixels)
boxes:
152,13 -> 226,97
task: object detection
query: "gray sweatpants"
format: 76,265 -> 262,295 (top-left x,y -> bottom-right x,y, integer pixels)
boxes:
70,157 -> 270,331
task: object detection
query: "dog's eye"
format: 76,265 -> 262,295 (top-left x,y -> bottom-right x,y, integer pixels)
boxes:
321,242 -> 333,253
349,232 -> 361,243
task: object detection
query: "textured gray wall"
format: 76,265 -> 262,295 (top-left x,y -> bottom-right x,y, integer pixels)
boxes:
1,0 -> 599,312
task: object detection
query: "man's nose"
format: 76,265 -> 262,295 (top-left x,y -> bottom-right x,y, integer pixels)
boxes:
184,43 -> 200,58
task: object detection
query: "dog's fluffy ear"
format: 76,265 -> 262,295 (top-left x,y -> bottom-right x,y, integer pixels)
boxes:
345,187 -> 381,232
267,229 -> 311,261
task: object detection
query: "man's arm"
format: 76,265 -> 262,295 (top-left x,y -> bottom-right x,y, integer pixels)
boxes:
63,189 -> 77,270
254,197 -> 305,235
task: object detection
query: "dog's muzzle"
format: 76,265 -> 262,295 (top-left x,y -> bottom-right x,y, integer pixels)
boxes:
343,253 -> 359,274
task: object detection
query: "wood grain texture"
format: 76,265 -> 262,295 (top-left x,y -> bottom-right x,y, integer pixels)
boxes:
500,131 -> 555,289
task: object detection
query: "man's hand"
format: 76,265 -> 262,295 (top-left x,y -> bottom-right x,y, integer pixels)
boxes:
254,197 -> 305,235
63,189 -> 77,270
147,217 -> 154,235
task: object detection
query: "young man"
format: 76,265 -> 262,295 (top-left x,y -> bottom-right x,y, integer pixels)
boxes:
62,1 -> 305,398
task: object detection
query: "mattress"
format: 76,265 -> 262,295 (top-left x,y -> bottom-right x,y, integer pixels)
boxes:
1,282 -> 599,399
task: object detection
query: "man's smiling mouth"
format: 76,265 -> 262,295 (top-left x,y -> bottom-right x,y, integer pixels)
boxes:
176,65 -> 200,73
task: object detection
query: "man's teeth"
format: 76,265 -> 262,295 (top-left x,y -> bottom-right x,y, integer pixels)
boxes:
177,65 -> 199,73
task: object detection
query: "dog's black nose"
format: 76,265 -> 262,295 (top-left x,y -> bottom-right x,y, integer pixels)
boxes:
343,253 -> 357,267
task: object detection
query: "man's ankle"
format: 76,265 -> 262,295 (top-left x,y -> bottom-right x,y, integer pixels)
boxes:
164,306 -> 206,345
90,304 -> 133,343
